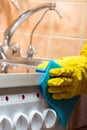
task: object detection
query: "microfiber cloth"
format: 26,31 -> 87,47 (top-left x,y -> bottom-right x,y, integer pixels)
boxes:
36,60 -> 80,128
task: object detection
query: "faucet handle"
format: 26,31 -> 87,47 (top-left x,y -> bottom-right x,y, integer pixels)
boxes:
1,42 -> 21,59
27,45 -> 36,60
10,43 -> 21,57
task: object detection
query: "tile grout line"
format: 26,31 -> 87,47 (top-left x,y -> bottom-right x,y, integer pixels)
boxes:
78,2 -> 87,53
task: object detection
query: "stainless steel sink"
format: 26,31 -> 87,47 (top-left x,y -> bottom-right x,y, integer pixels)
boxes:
0,57 -> 47,67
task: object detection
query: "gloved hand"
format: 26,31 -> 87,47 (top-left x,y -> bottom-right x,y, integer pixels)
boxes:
37,42 -> 87,99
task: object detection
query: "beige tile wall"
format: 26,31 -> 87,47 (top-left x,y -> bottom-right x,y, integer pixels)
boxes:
0,0 -> 87,72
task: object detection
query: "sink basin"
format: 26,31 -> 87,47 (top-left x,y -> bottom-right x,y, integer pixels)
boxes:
0,57 -> 47,67
0,57 -> 47,88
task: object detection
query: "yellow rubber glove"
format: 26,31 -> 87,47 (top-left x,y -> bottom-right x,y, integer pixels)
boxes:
37,42 -> 87,99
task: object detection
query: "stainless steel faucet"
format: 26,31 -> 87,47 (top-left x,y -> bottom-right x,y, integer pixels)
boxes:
4,3 -> 56,47
0,2 -> 61,73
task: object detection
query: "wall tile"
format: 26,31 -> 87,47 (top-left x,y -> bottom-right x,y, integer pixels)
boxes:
17,0 -> 30,12
54,0 -> 86,2
55,0 -> 86,1
10,33 -> 49,59
31,35 -> 49,59
51,2 -> 83,37
20,2 -> 52,34
10,32 -> 30,57
0,0 -> 19,31
82,3 -> 87,38
0,32 -> 4,43
48,37 -> 82,59
7,66 -> 27,73
0,11 -> 6,30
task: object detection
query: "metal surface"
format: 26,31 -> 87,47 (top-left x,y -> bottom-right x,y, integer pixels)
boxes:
0,2 -> 62,72
0,57 -> 46,67
0,3 -> 58,72
28,8 -> 62,60
4,3 -> 56,46
0,73 -> 44,88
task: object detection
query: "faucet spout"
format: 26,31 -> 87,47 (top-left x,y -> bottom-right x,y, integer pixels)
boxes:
4,3 -> 56,47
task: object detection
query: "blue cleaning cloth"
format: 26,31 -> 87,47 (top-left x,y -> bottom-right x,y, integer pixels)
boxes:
36,60 -> 80,128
